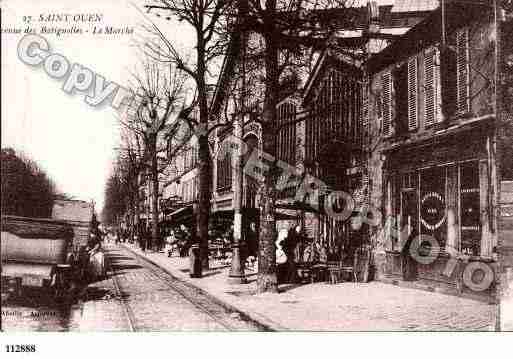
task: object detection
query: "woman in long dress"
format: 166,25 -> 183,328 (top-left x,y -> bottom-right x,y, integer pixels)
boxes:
87,233 -> 105,281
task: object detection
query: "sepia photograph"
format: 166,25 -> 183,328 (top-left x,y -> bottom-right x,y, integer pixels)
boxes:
1,0 -> 513,345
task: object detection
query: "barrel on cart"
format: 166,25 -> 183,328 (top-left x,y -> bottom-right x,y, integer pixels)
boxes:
1,215 -> 77,299
1,200 -> 95,300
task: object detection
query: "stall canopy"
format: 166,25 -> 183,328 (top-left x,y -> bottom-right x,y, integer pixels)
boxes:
213,208 -> 299,221
165,205 -> 194,226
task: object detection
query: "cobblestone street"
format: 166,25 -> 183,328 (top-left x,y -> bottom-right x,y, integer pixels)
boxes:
2,244 -> 264,332
76,244 -> 264,331
2,243 -> 498,331
120,243 -> 499,331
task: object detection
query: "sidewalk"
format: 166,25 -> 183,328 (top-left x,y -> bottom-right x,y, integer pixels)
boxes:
121,243 -> 497,331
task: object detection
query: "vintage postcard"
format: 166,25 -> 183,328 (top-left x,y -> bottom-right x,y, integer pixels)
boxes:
1,0 -> 513,343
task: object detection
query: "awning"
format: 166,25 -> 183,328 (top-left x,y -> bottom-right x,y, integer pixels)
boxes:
276,198 -> 361,219
275,200 -> 320,214
213,208 -> 299,221
213,208 -> 260,219
275,211 -> 300,221
166,205 -> 193,225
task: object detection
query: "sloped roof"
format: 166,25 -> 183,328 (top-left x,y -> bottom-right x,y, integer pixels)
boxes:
209,31 -> 243,121
52,200 -> 93,223
367,1 -> 491,74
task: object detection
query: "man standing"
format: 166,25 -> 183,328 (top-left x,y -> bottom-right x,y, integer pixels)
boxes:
281,225 -> 302,283
246,222 -> 258,258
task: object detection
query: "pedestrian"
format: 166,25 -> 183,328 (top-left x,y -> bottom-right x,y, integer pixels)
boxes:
86,233 -> 104,282
279,225 -> 301,283
165,229 -> 177,257
401,232 -> 418,281
146,226 -> 152,251
276,228 -> 289,283
158,224 -> 165,252
246,222 -> 258,258
140,226 -> 147,252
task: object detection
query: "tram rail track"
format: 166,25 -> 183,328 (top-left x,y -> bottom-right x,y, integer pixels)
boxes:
129,253 -> 235,330
107,245 -> 265,331
109,260 -> 137,332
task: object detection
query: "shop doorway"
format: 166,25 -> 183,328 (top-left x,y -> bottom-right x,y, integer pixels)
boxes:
401,188 -> 418,280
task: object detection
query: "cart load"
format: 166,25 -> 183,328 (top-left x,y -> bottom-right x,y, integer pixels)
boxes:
1,215 -> 75,299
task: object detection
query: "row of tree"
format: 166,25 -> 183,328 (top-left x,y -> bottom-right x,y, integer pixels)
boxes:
1,147 -> 57,218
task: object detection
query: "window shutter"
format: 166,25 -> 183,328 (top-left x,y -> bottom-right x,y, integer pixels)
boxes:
424,51 -> 436,126
456,28 -> 470,114
407,57 -> 418,130
382,72 -> 392,136
361,82 -> 369,129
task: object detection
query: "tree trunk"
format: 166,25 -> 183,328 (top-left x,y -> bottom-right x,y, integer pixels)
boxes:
197,138 -> 211,269
150,135 -> 159,250
257,27 -> 279,293
133,176 -> 140,241
196,35 -> 211,270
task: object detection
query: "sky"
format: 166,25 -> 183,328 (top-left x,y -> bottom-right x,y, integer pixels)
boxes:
1,0 -> 194,212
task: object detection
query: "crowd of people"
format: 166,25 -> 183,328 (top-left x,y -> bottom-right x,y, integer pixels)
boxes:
101,216 -> 367,285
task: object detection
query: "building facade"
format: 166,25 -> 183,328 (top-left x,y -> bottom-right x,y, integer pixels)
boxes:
366,2 -> 503,299
150,0 -> 513,300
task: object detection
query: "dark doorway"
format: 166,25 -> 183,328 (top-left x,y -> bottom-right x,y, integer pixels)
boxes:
401,188 -> 419,281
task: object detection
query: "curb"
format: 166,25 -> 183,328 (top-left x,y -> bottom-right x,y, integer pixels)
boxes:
119,243 -> 286,331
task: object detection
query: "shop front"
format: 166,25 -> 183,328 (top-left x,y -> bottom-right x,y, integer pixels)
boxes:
382,121 -> 498,299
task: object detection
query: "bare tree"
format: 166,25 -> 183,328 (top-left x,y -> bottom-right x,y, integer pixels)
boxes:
119,60 -> 187,249
113,127 -> 146,237
139,0 -> 236,268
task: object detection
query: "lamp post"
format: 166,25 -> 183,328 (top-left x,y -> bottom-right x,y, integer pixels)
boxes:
229,114 -> 247,284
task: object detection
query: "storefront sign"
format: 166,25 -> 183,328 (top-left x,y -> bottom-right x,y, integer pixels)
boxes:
420,191 -> 446,231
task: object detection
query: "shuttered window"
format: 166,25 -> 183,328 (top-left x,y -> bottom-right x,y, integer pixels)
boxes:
407,57 -> 418,130
424,50 -> 437,126
382,72 -> 392,137
361,82 -> 369,129
456,28 -> 470,114
441,40 -> 457,119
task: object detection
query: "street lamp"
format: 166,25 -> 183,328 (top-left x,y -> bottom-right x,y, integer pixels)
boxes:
228,114 -> 247,284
